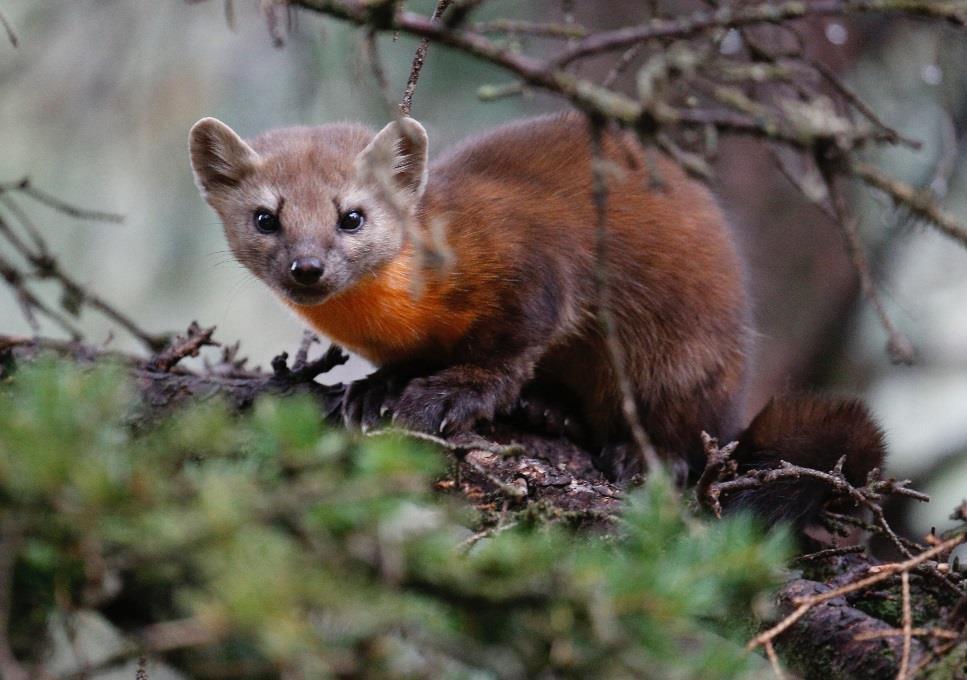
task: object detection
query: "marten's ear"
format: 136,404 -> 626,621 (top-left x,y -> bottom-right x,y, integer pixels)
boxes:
189,118 -> 260,198
355,117 -> 429,204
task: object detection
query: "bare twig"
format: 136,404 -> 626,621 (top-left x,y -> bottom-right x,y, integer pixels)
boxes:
0,250 -> 82,339
763,639 -> 786,680
749,533 -> 967,654
286,0 -> 955,164
286,343 -> 349,381
224,0 -> 236,31
854,627 -> 961,642
821,163 -> 916,365
700,438 -> 937,571
0,8 -> 17,48
0,181 -> 169,351
586,117 -> 661,477
292,330 -> 319,371
852,161 -> 967,248
458,521 -> 520,551
0,194 -> 50,256
362,29 -> 395,119
823,511 -> 926,556
807,58 -> 920,149
601,44 -> 644,89
897,570 -> 913,680
0,334 -> 146,369
366,426 -> 524,459
148,322 -> 218,372
696,431 -> 738,517
399,0 -> 452,117
0,178 -> 123,223
792,545 -> 866,563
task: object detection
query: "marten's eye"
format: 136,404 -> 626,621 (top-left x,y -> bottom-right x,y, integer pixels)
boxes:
254,208 -> 280,234
338,210 -> 365,232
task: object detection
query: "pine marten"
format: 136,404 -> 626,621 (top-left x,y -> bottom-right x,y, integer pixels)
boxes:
189,113 -> 885,524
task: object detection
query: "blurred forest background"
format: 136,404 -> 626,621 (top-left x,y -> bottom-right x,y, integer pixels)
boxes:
1,0 -> 966,539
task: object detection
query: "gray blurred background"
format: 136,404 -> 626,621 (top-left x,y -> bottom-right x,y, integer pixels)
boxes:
1,1 -> 965,541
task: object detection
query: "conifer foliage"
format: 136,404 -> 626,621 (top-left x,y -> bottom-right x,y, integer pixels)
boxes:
0,359 -> 790,678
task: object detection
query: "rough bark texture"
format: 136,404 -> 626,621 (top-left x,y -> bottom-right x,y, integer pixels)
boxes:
777,578 -> 926,679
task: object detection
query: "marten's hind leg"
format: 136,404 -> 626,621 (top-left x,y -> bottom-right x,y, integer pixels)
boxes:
594,380 -> 744,484
508,381 -> 588,443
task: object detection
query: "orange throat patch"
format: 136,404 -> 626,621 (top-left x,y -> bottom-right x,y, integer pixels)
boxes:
287,253 -> 477,366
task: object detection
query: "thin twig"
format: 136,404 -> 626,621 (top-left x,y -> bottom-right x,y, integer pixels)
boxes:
823,512 -> 926,556
749,533 -> 967,653
586,117 -> 661,476
0,334 -> 146,368
601,44 -> 644,89
362,29 -> 395,119
148,322 -> 218,372
0,194 -> 50,256
0,8 -> 18,48
897,570 -> 913,680
808,58 -> 920,149
399,0 -> 452,117
0,181 -> 168,351
289,343 -> 349,381
1,178 -> 123,223
763,640 -> 786,680
365,427 -> 524,458
907,637 -> 963,679
695,431 -> 738,517
292,330 -> 319,371
821,163 -> 915,365
0,251 -> 82,339
769,150 -> 836,220
854,627 -> 961,642
290,0 -> 944,155
458,521 -> 519,552
852,161 -> 967,248
792,545 -> 866,563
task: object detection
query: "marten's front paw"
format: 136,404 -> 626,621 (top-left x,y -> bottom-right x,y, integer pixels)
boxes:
342,371 -> 406,431
391,376 -> 496,436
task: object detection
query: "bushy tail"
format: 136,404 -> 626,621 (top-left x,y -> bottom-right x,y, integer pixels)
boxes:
723,396 -> 886,528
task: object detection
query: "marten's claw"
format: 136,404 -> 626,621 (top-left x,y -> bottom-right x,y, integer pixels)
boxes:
342,372 -> 400,431
510,389 -> 587,443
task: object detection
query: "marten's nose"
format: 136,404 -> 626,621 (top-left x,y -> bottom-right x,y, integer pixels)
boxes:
289,257 -> 324,286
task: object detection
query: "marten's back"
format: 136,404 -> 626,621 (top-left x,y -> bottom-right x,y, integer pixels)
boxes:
423,115 -> 751,463
427,114 -> 745,323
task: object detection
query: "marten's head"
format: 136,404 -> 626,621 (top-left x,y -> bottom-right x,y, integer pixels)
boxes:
189,117 -> 428,306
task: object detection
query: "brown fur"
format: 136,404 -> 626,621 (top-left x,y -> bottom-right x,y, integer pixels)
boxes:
190,113 -> 886,525
726,396 -> 887,526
